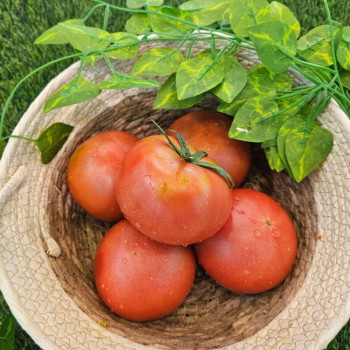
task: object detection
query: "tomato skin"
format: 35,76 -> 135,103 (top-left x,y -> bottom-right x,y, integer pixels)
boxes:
67,131 -> 138,222
194,188 -> 297,294
115,134 -> 233,245
168,110 -> 251,187
94,219 -> 196,321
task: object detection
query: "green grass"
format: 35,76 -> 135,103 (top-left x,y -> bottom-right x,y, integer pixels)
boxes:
1,0 -> 350,349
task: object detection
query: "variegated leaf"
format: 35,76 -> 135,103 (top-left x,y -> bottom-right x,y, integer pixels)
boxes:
57,22 -> 111,52
131,47 -> 184,76
99,74 -> 159,89
263,144 -> 285,172
284,119 -> 333,182
229,95 -> 283,142
210,55 -> 247,103
247,21 -> 297,73
34,19 -> 84,45
148,7 -> 194,35
270,1 -> 300,38
43,76 -> 101,113
229,0 -> 272,37
126,0 -> 163,8
190,1 -> 230,26
218,65 -> 277,115
340,69 -> 350,89
337,26 -> 350,70
176,55 -> 225,99
125,14 -> 150,34
153,74 -> 204,109
297,25 -> 340,66
35,123 -> 74,164
106,32 -> 139,60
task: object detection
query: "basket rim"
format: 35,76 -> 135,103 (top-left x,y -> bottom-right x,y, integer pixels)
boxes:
1,48 -> 350,350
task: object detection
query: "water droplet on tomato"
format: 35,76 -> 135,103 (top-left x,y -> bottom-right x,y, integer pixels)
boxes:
122,258 -> 127,264
254,230 -> 262,239
234,196 -> 241,201
135,222 -> 141,229
236,209 -> 245,215
182,223 -> 188,230
119,304 -> 124,309
182,244 -> 188,247
244,269 -> 250,275
271,230 -> 281,238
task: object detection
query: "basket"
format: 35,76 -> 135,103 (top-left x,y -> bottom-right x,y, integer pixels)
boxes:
0,43 -> 349,350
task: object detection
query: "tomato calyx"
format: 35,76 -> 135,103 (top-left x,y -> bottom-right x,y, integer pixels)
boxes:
151,120 -> 234,189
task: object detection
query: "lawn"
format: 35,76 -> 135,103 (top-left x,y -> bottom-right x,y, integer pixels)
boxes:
0,0 -> 349,349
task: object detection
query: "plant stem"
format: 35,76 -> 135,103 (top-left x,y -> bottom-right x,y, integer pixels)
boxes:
0,52 -> 83,140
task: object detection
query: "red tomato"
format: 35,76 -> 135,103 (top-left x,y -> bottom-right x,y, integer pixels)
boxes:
115,134 -> 233,245
94,219 -> 196,321
168,110 -> 251,187
67,131 -> 138,222
194,188 -> 297,294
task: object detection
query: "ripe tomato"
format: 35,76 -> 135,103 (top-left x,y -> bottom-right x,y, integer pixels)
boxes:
194,188 -> 297,294
115,134 -> 233,245
67,131 -> 138,222
168,110 -> 251,187
94,219 -> 196,321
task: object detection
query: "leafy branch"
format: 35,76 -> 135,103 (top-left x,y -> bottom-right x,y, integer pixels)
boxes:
1,0 -> 350,181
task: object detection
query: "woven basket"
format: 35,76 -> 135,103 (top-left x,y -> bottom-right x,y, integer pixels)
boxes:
0,42 -> 349,350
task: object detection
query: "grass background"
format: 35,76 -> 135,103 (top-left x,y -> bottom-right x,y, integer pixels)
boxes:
0,0 -> 349,349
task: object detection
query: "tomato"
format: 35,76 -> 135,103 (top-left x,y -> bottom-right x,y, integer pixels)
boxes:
115,134 -> 233,245
94,219 -> 196,321
168,110 -> 251,187
194,188 -> 297,294
67,131 -> 138,222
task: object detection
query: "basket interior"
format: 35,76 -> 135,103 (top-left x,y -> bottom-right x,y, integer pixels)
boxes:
46,93 -> 317,350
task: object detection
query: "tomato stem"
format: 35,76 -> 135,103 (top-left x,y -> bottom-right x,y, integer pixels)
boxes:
151,120 -> 234,189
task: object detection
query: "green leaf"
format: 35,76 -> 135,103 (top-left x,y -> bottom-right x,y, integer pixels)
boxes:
34,19 -> 84,45
126,0 -> 163,8
43,76 -> 101,113
35,123 -> 74,164
229,95 -> 283,142
297,25 -> 340,66
0,313 -> 15,350
106,32 -> 139,60
153,74 -> 204,109
57,22 -> 111,53
99,74 -> 159,89
125,14 -> 150,34
229,0 -> 272,37
179,0 -> 218,10
270,1 -> 301,38
263,144 -> 285,172
148,7 -> 194,35
176,55 -> 225,99
131,47 -> 184,76
340,69 -> 350,89
247,21 -> 297,73
210,55 -> 247,103
277,117 -> 302,178
190,1 -> 230,26
284,120 -> 333,182
218,65 -> 277,115
337,26 -> 350,70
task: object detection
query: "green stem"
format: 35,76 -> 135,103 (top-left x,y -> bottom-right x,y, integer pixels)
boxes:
0,52 -> 83,140
103,5 -> 110,30
323,0 -> 346,97
152,120 -> 234,188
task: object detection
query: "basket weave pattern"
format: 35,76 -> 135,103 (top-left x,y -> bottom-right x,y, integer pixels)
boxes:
0,46 -> 349,350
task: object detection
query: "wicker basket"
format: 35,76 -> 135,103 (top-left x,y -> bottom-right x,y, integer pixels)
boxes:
0,43 -> 349,350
